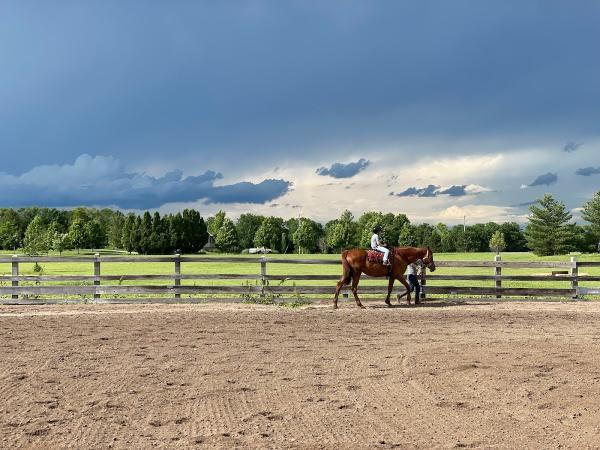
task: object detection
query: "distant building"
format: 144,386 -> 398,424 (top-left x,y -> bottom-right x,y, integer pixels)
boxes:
203,233 -> 216,250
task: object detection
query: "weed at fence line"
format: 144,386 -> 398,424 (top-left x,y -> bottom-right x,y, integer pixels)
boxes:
239,279 -> 309,308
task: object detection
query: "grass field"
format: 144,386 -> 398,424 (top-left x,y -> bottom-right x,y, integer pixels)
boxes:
2,249 -> 600,301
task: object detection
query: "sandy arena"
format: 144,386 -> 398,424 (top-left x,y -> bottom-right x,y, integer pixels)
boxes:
1,300 -> 600,449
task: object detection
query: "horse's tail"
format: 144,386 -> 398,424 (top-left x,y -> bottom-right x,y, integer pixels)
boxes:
340,250 -> 353,285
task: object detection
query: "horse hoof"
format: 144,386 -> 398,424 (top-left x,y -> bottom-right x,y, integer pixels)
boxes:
358,305 -> 366,309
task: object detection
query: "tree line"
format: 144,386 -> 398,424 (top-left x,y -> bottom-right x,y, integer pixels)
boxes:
1,191 -> 599,256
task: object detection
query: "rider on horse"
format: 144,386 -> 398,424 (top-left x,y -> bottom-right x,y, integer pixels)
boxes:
371,225 -> 390,265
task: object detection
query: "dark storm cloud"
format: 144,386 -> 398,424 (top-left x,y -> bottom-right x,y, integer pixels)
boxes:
563,142 -> 583,153
0,155 -> 291,209
1,1 -> 600,175
395,185 -> 440,197
316,159 -> 370,178
438,185 -> 469,197
393,184 -> 489,197
527,172 -> 558,187
575,166 -> 600,176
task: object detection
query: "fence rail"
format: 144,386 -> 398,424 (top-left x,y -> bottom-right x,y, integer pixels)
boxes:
1,253 -> 597,305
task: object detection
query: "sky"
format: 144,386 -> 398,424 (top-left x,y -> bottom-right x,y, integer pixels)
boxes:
1,1 -> 599,224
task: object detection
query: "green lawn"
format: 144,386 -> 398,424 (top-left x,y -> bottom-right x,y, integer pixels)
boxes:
2,250 -> 600,300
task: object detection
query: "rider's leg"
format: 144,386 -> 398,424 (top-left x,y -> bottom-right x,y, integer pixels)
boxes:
376,246 -> 390,264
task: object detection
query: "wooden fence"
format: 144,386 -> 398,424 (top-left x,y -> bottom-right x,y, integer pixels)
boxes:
1,254 -> 600,305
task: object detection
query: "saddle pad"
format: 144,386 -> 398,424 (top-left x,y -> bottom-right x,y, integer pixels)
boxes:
367,250 -> 385,263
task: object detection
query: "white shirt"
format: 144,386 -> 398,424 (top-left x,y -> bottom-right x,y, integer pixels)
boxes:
371,234 -> 380,249
406,260 -> 423,276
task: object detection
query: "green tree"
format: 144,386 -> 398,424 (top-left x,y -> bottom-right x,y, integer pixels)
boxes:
489,230 -> 506,254
435,223 -> 453,252
326,210 -> 358,251
139,212 -> 153,254
582,191 -> 600,243
356,211 -> 385,247
254,216 -> 285,252
68,218 -> 88,254
49,229 -> 72,255
236,214 -> 265,250
166,213 -> 182,252
23,216 -> 50,255
107,211 -> 125,249
121,213 -> 137,253
398,223 -> 418,247
525,194 -> 575,256
293,218 -> 320,254
386,213 -> 410,246
85,221 -> 105,250
0,209 -> 22,250
181,209 -> 208,253
215,218 -> 239,252
207,210 -> 226,237
499,222 -> 528,251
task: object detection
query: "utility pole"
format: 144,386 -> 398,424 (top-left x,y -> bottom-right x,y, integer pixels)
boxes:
463,215 -> 466,232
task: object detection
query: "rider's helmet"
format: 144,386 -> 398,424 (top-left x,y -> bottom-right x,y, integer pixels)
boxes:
372,225 -> 382,233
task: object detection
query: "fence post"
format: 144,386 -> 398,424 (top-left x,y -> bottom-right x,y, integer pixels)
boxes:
94,253 -> 101,300
495,255 -> 501,298
11,255 -> 18,300
260,257 -> 267,297
571,256 -> 578,299
174,254 -> 181,299
420,267 -> 426,300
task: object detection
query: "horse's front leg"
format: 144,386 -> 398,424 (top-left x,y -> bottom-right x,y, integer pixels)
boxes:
397,275 -> 411,305
385,277 -> 394,307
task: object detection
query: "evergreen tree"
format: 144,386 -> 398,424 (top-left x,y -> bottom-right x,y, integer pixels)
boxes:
150,212 -> 170,254
168,213 -> 184,252
121,213 -> 137,253
139,212 -> 153,254
582,191 -> 600,242
525,194 -> 575,256
215,218 -> 239,252
181,209 -> 208,253
23,216 -> 50,255
132,216 -> 143,253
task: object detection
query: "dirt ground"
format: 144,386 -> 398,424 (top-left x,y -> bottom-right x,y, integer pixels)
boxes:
1,300 -> 600,449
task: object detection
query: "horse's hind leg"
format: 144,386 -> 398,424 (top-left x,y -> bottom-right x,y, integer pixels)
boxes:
397,275 -> 412,305
333,266 -> 352,309
351,271 -> 364,309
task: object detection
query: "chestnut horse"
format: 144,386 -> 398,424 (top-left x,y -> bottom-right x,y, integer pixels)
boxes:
333,247 -> 436,309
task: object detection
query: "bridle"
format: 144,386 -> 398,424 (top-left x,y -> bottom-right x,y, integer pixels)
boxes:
422,247 -> 435,270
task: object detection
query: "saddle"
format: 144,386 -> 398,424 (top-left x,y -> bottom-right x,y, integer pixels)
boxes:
367,250 -> 387,264
367,249 -> 393,278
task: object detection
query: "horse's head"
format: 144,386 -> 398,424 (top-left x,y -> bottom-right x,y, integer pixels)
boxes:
422,246 -> 436,272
